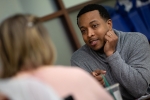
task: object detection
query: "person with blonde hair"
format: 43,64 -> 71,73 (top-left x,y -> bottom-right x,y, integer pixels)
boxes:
0,14 -> 55,78
0,14 -> 113,100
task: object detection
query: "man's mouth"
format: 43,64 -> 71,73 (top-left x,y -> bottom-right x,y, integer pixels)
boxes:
89,39 -> 98,46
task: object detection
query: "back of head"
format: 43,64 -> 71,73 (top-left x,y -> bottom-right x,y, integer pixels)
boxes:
0,14 -> 56,78
77,4 -> 111,25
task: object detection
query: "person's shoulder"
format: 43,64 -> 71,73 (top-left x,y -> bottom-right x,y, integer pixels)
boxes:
43,65 -> 91,79
35,65 -> 93,84
71,44 -> 90,59
35,66 -> 113,100
39,65 -> 85,72
72,44 -> 92,58
51,66 -> 96,84
51,66 -> 114,100
47,65 -> 89,75
127,31 -> 147,38
72,44 -> 88,54
125,32 -> 149,44
115,29 -> 148,42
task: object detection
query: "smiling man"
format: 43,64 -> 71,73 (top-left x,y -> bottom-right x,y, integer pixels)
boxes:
71,4 -> 150,100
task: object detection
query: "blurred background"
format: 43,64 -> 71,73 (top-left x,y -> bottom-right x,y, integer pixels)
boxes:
0,0 -> 150,66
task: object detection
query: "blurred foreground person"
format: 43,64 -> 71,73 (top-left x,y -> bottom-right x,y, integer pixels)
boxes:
0,14 -> 113,100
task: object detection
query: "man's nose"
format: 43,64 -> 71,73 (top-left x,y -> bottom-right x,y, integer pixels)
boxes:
87,28 -> 94,37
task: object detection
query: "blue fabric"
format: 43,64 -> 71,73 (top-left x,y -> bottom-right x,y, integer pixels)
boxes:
103,0 -> 150,41
111,14 -> 131,32
104,6 -> 131,32
138,4 -> 150,32
111,0 -> 150,41
128,10 -> 150,40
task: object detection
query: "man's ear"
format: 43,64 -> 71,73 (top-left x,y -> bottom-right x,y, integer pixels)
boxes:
107,19 -> 113,31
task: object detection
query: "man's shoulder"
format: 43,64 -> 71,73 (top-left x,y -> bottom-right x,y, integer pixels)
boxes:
72,45 -> 90,57
115,29 -> 148,42
125,31 -> 146,38
125,32 -> 148,44
71,44 -> 95,63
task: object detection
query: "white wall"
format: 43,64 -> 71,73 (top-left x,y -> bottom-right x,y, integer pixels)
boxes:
0,0 -> 58,23
0,0 -> 23,23
18,0 -> 57,17
63,0 -> 90,8
44,18 -> 73,65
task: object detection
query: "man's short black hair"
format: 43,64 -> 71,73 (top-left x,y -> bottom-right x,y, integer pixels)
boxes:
77,4 -> 111,25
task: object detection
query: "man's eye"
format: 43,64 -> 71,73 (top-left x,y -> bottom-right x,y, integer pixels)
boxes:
81,30 -> 85,34
92,24 -> 99,28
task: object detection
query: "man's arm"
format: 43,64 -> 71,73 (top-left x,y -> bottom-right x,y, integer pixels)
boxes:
106,34 -> 150,98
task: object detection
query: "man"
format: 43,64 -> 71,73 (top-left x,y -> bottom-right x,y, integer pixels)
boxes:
71,4 -> 150,100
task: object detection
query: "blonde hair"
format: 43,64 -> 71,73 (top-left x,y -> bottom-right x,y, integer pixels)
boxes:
0,14 -> 56,78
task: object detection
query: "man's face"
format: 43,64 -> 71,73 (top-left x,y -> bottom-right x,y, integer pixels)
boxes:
78,10 -> 112,51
